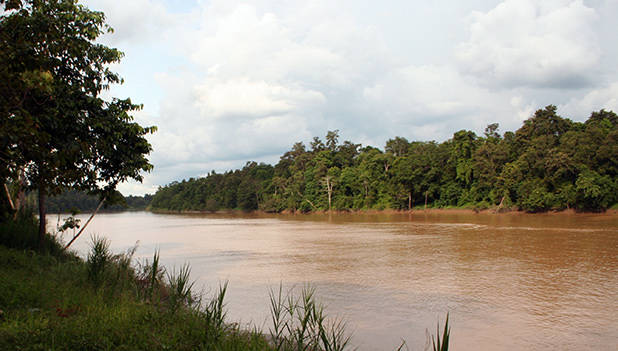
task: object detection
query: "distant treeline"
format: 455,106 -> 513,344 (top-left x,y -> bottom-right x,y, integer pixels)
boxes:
46,190 -> 153,213
151,106 -> 618,213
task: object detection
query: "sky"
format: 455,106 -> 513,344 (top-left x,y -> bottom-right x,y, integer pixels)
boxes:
82,0 -> 618,196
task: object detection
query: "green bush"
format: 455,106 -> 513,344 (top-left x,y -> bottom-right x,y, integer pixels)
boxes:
0,210 -> 64,255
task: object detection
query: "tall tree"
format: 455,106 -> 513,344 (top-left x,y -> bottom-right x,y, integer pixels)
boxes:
325,130 -> 340,151
0,0 -> 155,244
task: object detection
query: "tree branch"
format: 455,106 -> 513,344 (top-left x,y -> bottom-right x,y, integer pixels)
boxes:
62,196 -> 105,251
4,183 -> 15,210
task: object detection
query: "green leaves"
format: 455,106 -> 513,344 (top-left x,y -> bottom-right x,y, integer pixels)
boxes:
575,170 -> 616,210
149,107 -> 617,213
1,0 -> 155,242
1,0 -> 155,191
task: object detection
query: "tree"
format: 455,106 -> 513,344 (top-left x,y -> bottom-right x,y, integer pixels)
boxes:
147,108 -> 616,214
450,130 -> 477,187
385,137 -> 409,157
515,105 -> 572,148
325,130 -> 340,151
0,0 -> 155,245
323,167 -> 340,211
483,123 -> 500,139
310,137 -> 325,152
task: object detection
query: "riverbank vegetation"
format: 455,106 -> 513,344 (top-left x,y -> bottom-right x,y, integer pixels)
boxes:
44,190 -> 153,213
151,107 -> 618,213
0,215 -> 450,351
1,0 -> 155,247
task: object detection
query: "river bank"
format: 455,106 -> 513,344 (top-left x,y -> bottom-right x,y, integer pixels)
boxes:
148,206 -> 618,217
43,209 -> 618,350
0,217 -> 361,351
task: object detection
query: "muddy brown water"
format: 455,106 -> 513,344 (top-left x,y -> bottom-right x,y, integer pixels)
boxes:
49,211 -> 618,350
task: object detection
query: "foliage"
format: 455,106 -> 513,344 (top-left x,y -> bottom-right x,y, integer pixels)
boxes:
0,0 -> 155,243
0,208 -> 65,255
1,217 -> 458,350
432,313 -> 450,351
45,189 -> 153,213
151,108 -> 618,213
86,235 -> 111,288
268,284 -> 351,351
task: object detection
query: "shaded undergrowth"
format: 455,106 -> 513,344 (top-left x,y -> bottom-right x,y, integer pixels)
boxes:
0,219 -> 450,350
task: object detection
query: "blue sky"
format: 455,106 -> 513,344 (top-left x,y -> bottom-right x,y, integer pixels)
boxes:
83,0 -> 618,195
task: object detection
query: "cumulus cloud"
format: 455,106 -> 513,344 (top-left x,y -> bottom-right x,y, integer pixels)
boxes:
170,2 -> 504,150
561,82 -> 618,119
85,0 -> 182,44
456,0 -> 600,89
148,2 -> 388,171
194,79 -> 325,119
82,0 -> 618,194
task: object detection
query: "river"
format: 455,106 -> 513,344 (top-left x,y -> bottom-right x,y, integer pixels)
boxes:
48,211 -> 618,350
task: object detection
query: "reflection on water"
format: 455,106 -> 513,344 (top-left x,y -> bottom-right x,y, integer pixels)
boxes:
50,211 -> 618,350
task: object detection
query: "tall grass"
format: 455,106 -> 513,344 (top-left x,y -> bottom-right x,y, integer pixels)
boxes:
167,263 -> 196,313
432,313 -> 450,351
268,284 -> 351,351
199,281 -> 229,343
86,235 -> 111,288
0,209 -> 64,255
0,216 -> 453,351
149,249 -> 161,301
110,243 -> 138,293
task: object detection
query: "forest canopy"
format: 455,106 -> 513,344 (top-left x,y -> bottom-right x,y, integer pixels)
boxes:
150,106 -> 618,213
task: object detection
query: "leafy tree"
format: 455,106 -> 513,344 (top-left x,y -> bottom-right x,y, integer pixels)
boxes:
483,123 -> 500,139
1,0 -> 155,244
334,140 -> 361,168
149,108 -> 617,214
515,105 -> 572,148
450,130 -> 477,187
575,169 -> 616,210
474,124 -> 509,203
310,137 -> 325,153
325,130 -> 340,151
385,137 -> 410,157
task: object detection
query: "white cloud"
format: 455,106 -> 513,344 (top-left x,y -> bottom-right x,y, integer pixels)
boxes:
85,0 -> 618,194
362,64 -> 520,140
194,78 -> 325,119
456,0 -> 600,89
145,2 -> 386,171
561,82 -> 618,119
85,0 -> 180,44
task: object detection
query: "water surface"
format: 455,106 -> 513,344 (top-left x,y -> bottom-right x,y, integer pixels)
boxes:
50,211 -> 618,350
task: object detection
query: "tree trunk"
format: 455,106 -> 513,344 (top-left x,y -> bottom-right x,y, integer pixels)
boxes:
327,183 -> 332,211
17,169 -> 26,211
4,183 -> 15,211
305,199 -> 317,210
495,196 -> 505,213
63,196 -> 106,251
408,192 -> 412,211
38,188 -> 47,248
325,176 -> 333,212
425,191 -> 428,210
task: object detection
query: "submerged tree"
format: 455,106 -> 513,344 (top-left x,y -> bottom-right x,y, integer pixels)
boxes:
0,0 -> 155,245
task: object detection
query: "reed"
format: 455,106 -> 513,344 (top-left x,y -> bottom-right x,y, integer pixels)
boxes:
268,284 -> 351,351
167,263 -> 196,313
86,235 -> 111,288
0,217 -> 453,351
432,313 -> 450,351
